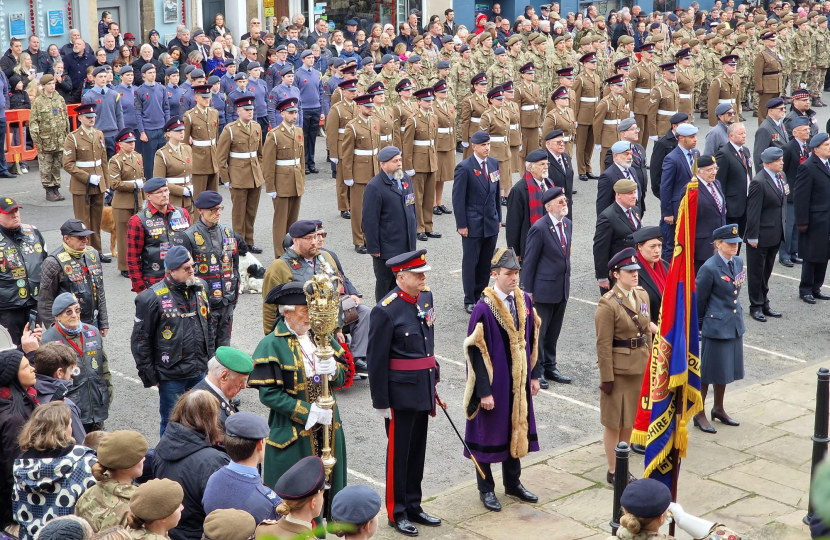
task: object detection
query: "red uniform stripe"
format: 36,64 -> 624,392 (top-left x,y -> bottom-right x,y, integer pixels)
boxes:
386,410 -> 396,521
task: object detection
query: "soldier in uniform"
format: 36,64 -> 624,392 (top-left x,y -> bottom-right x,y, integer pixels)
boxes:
543,86 -> 577,157
183,84 -> 220,198
708,55 -> 742,127
516,63 -> 542,161
404,87 -> 441,242
480,85 -> 512,204
427,60 -> 451,91
107,127 -> 145,277
733,35 -> 754,111
573,52 -> 601,180
503,81 -> 522,183
370,81 -> 395,151
474,32 -> 496,75
326,79 -> 358,219
593,74 -> 629,161
192,347 -> 254,427
269,66 -> 303,129
342,93 -> 381,254
405,55 -> 429,91
392,79 -> 417,151
754,32 -> 784,123
486,47 -> 514,90
131,244 -> 213,435
62,102 -> 111,260
153,116 -> 195,220
648,63 -> 681,146
675,48 -> 696,117
367,249 -> 442,537
125,177 -> 191,294
461,73 -> 490,160
254,456 -> 329,538
810,16 -> 830,107
135,63 -> 171,179
450,45 -> 475,150
30,74 -> 70,202
38,218 -> 107,332
217,96 -> 265,253
0,197 -> 46,344
375,54 -> 402,107
629,42 -> 656,149
791,18 -> 812,94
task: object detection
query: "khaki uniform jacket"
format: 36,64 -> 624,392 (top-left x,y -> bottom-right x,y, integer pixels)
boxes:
153,143 -> 194,209
216,119 -> 264,188
461,92 -> 489,143
392,100 -> 416,149
183,106 -> 220,174
341,115 -> 381,183
62,127 -> 108,195
255,517 -> 312,540
648,81 -> 680,140
542,106 -> 577,145
505,101 -> 521,148
434,100 -> 457,152
754,48 -> 783,93
372,104 -> 395,149
708,74 -> 741,127
108,151 -> 145,211
629,62 -> 656,114
676,66 -> 696,116
479,106 -> 511,162
515,81 -> 541,127
595,284 -> 652,383
573,71 -> 601,125
262,122 -> 305,197
403,109 -> 438,173
593,93 -> 629,147
326,100 -> 356,160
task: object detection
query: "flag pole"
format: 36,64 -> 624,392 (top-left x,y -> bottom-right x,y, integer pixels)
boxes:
668,389 -> 684,536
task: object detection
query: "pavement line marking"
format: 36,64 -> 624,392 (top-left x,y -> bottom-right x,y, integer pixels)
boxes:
557,424 -> 584,434
435,354 -> 467,368
771,272 -> 800,282
347,468 -> 385,488
110,369 -> 158,390
744,344 -> 807,363
569,296 -> 599,306
448,269 -> 462,275
537,389 -> 601,411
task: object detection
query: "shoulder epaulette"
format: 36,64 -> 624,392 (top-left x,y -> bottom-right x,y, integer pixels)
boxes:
602,290 -> 614,299
382,292 -> 397,306
423,286 -> 430,292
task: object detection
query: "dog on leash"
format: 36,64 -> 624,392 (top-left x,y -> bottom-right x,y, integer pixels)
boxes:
236,234 -> 266,294
101,206 -> 116,257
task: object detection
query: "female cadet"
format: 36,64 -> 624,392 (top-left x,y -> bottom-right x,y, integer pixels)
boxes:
153,116 -> 195,220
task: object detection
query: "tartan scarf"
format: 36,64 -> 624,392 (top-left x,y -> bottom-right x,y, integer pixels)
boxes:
525,173 -> 547,224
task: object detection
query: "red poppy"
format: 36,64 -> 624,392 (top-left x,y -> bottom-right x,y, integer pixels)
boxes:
451,109 -> 455,113
97,99 -> 101,103
138,160 -> 142,165
474,169 -> 481,176
403,181 -> 409,188
374,126 -> 378,130
304,79 -> 307,83
145,94 -> 150,98
298,135 -> 302,141
186,158 -> 191,162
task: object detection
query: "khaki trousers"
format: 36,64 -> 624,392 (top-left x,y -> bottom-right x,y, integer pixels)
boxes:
413,171 -> 436,234
498,159 -> 512,191
272,196 -> 301,256
635,113 -> 651,151
73,194 -> 103,252
575,123 -> 595,175
113,207 -> 135,271
336,162 -> 350,211
757,93 -> 779,124
230,185 -> 261,245
350,183 -> 367,246
520,127 -> 541,162
192,173 -> 219,199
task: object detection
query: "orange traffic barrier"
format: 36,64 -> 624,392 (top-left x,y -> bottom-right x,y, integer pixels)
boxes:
4,109 -> 38,168
66,103 -> 80,130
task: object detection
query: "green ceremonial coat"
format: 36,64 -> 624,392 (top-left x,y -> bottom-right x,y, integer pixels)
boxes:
249,317 -> 348,498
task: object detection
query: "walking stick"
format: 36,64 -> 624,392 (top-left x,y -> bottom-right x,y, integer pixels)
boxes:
435,391 -> 487,479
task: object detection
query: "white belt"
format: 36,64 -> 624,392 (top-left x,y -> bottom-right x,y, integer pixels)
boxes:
413,140 -> 434,146
634,88 -> 651,94
276,158 -> 302,166
168,176 -> 191,185
509,123 -> 519,130
718,99 -> 733,104
489,136 -> 506,142
658,109 -> 678,116
470,117 -> 481,123
76,159 -> 102,168
603,119 -> 621,125
580,97 -> 598,103
520,105 -> 539,111
338,128 -> 346,134
563,136 -> 572,142
380,134 -> 391,141
437,127 -> 454,133
191,139 -> 216,146
354,149 -> 378,156
229,151 -> 257,158
679,93 -> 692,99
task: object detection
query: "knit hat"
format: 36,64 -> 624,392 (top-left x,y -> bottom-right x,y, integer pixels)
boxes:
130,478 -> 184,521
97,430 -> 149,470
0,349 -> 24,387
36,519 -> 86,540
203,509 -> 256,540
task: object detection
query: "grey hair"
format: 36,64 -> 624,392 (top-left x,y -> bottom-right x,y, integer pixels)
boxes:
247,46 -> 258,54
140,43 -> 153,54
727,122 -> 744,136
278,305 -> 296,314
208,357 -> 246,378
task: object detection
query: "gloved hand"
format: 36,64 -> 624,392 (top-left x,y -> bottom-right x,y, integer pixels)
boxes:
345,179 -> 354,186
574,122 -> 578,128
668,502 -> 715,538
630,111 -> 635,118
316,357 -> 337,376
405,169 -> 416,177
375,408 -> 392,419
519,145 -> 523,151
135,179 -> 144,189
266,191 -> 277,199
330,158 -> 339,164
594,144 -> 602,151
305,404 -> 333,430
462,142 -> 469,148
649,135 -> 658,141
89,175 -> 101,186
182,187 -> 191,197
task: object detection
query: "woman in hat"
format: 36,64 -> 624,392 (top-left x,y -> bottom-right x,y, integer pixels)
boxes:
330,485 -> 382,539
126,478 -> 184,539
34,515 -> 94,540
255,456 -> 329,539
693,224 -> 746,434
75,430 -> 150,531
202,509 -> 256,540
631,226 -> 669,322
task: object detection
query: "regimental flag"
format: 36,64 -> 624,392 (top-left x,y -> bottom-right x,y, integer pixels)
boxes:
633,174 -> 703,489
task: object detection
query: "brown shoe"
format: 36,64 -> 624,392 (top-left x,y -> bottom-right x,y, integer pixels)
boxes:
813,97 -> 825,107
54,188 -> 65,201
44,187 -> 57,202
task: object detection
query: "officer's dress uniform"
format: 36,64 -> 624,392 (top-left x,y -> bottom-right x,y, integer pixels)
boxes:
629,60 -> 656,147
63,125 -> 108,252
108,149 -> 145,272
648,78 -> 681,142
126,204 -> 191,293
217,117 -> 264,246
516,80 -> 541,160
434,96 -> 457,185
542,105 -> 577,157
573,69 -> 601,176
341,111 -> 380,249
403,107 -> 439,236
0,220 -> 46,343
153,141 -> 195,219
184,105 -> 220,197
461,92 -> 489,159
38,244 -> 107,331
327,98 -> 356,213
262,119 -> 305,257
754,46 -> 783,122
708,72 -> 741,127
593,92 -> 628,162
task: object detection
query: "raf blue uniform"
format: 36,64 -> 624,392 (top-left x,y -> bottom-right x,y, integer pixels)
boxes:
220,73 -> 236,97
135,82 -> 170,178
211,90 -> 228,134
268,83 -> 302,128
82,85 -> 124,158
179,86 -> 196,116
295,63 -> 324,169
166,83 -> 185,117
116,82 -> 138,129
225,87 -> 251,123
266,61 -> 287,89
248,77 -> 270,139
323,74 -> 342,119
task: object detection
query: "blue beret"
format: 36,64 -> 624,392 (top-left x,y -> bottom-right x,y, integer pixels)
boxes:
233,72 -> 248,81
790,116 -> 811,128
381,54 -> 395,64
141,63 -> 156,73
810,132 -> 829,148
143,177 -> 167,193
408,54 -> 422,63
301,49 -> 314,58
470,131 -> 490,144
165,67 -> 178,77
761,147 -> 784,162
184,65 -> 196,75
207,75 -> 220,85
715,103 -> 734,115
194,190 -> 222,209
93,65 -> 109,76
541,186 -> 565,204
331,485 -> 382,525
525,149 -> 547,162
225,411 -> 269,439
378,146 -> 402,163
119,65 -> 133,75
611,141 -> 632,153
275,44 -> 287,52
289,220 -> 319,238
436,60 -> 450,69
676,123 -> 698,136
494,47 -> 506,54
330,57 -> 345,67
274,456 -> 329,499
164,245 -> 191,270
191,69 -> 205,79
441,35 -> 454,44
346,19 -> 358,25
245,62 -> 260,71
192,29 -> 205,38
52,292 -> 79,317
765,97 -> 784,109
459,44 -> 470,53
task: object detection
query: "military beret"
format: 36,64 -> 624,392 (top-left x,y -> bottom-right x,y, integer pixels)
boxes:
698,154 -> 717,167
381,53 -> 395,64
507,35 -> 523,47
722,28 -> 734,37
650,32 -> 665,41
631,226 -> 662,245
275,455 -> 330,499
715,103 -> 734,115
618,118 -> 637,132
471,131 -> 490,144
203,509 -> 256,540
809,10 -> 819,18
796,17 -> 808,25
761,147 -> 784,163
441,35 -> 454,44
618,35 -> 634,45
225,411 -> 269,439
52,292 -> 79,316
184,64 -> 196,75
329,57 -> 345,68
525,149 -> 547,162
810,132 -> 829,149
494,46 -> 506,55
713,223 -> 742,243
165,66 -> 178,77
192,29 -> 205,38
36,519 -> 86,540
264,281 -> 308,306
667,13 -> 678,22
274,44 -> 287,52
245,62 -> 261,72
682,16 -> 693,24
119,65 -> 133,75
541,186 -> 565,204
745,22 -> 756,29
528,32 -> 540,42
820,16 -> 828,24
143,177 -> 167,193
233,72 -> 248,81
466,33 -> 478,43
579,35 -> 593,46
695,29 -> 706,36
651,22 -> 663,31
676,123 -> 698,136
765,97 -> 785,109
116,127 -> 136,143
436,60 -> 450,70
164,245 -> 191,270
98,430 -> 149,470
612,141 -> 632,155
545,128 -> 564,140
736,35 -> 749,43
289,220 -> 319,238
716,22 -> 727,31
710,37 -> 723,45
407,54 -> 422,63
789,115 -> 811,128
92,65 -> 108,77
609,247 -> 641,272
362,56 -> 374,66
331,485 -> 382,525
490,247 -> 521,271
378,146 -> 401,163
300,49 -> 314,59
614,178 -> 638,194
194,190 -> 222,209
206,74 -> 219,86
280,65 -> 295,76
688,39 -> 700,47
534,35 -> 548,45
412,34 -> 424,45
130,479 -> 184,521
459,44 -> 471,53
37,74 -> 53,86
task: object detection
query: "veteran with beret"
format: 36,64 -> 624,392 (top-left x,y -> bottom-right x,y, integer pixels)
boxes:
192,346 -> 252,426
128,478 -> 185,539
753,97 -> 789,172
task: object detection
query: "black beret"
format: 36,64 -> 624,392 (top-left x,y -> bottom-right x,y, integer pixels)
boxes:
545,129 -> 564,140
621,479 -> 672,518
288,219 -> 319,238
525,149 -> 548,162
697,154 -> 717,167
274,456 -> 329,499
194,190 -> 222,209
541,186 -> 565,204
470,131 -> 490,144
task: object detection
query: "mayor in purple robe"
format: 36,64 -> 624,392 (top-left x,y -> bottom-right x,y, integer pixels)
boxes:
462,247 -> 542,513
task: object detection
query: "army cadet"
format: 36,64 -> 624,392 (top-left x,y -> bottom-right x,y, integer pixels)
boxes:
709,55 -> 742,127
153,116 -> 195,220
433,79 -> 457,216
367,249 -> 442,537
791,18 -> 812,94
503,81 -> 522,181
225,72 -> 251,125
574,52 -> 601,180
82,65 -> 125,159
107,128 -> 145,277
428,60 -> 451,91
357,57 -> 376,93
405,55 -> 430,91
392,79 -> 417,151
480,85 -> 513,203
810,16 -> 830,106
125,177 -> 191,293
331,62 -> 358,107
0,198 -> 46,343
342,93 -> 381,254
508,35 -> 527,74
474,32 -> 496,75
209,76 -> 228,135
369,82 -> 394,152
131,244 -> 213,435
326,78 -> 358,219
193,348 -> 254,428
404,87 -> 441,242
543,86 -> 577,157
461,73 -> 489,160
754,32 -> 784,123
692,36 -> 708,115
774,25 -> 791,105
487,47 -> 514,90
62,102 -> 111,261
217,96 -> 265,253
374,54 -> 402,107
135,63 -> 171,179
526,36 -> 553,115
30,74 -> 70,202
515,63 -> 542,161
262,98 -> 305,257
245,62 -> 269,141
450,45 -> 475,150
648,63 -> 681,143
733,35 -> 754,111
176,191 -> 239,348
675,48 -> 696,117
629,42 -> 657,148
38,218 -> 107,331
254,456 -> 332,537
593,74 -> 629,160
183,84 -> 220,198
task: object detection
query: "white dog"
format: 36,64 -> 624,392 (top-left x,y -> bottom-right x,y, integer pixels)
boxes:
236,235 -> 265,294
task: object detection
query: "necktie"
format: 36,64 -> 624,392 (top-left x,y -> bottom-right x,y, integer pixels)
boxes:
626,208 -> 637,229
538,180 -> 547,192
482,159 -> 488,179
738,148 -> 747,169
632,145 -> 641,166
825,159 -> 830,173
559,156 -> 566,171
709,184 -> 723,213
556,222 -> 566,249
687,151 -> 695,169
505,295 -> 518,327
775,172 -> 785,195
728,259 -> 735,276
396,178 -> 403,192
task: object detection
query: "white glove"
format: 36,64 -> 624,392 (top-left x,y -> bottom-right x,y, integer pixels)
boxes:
182,187 -> 192,196
330,158 -> 339,164
668,503 -> 715,539
345,179 -> 354,186
405,169 -> 416,176
649,135 -> 658,141
630,111 -> 635,118
135,179 -> 144,189
304,404 -> 333,430
519,145 -> 522,151
461,142 -> 469,148
266,191 -> 277,199
316,357 -> 337,376
89,175 -> 101,186
375,408 -> 392,419
594,144 -> 602,151
574,122 -> 578,128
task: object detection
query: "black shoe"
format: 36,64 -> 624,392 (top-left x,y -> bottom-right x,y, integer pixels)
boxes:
0,171 -> 17,178
701,112 -> 709,119
578,174 -> 589,181
711,410 -> 740,426
355,245 -> 367,254
409,512 -> 441,527
545,369 -> 572,384
305,167 -> 312,174
792,256 -> 803,264
802,294 -> 817,304
120,270 -> 130,278
456,142 -> 463,153
439,205 -> 452,214
433,206 -> 443,215
693,416 -> 717,433
417,233 -> 428,241
331,171 -> 337,178
780,259 -> 794,267
501,196 -> 508,206
480,491 -> 502,512
739,115 -> 747,122
248,245 -> 263,254
752,111 -> 758,117
389,519 -> 418,536
505,484 -> 538,503
571,189 -> 578,194
465,303 -> 475,314
99,254 -> 112,263
341,210 -> 351,219
586,172 -> 599,179
630,443 -> 646,455
762,306 -> 782,318
309,166 -> 319,174
815,291 -> 830,300
354,358 -> 368,375
538,376 -> 549,389
751,310 -> 767,322
426,231 -> 441,238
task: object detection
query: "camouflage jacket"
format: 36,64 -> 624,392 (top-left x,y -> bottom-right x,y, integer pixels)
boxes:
812,28 -> 830,68
791,31 -> 813,71
75,478 -> 136,531
29,92 -> 70,152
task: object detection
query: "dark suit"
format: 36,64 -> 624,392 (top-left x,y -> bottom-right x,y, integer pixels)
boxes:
752,117 -> 788,172
715,142 -> 752,239
793,153 -> 830,296
192,377 -> 237,428
506,174 -> 552,260
603,143 -> 648,214
783,107 -> 818,139
523,213 -> 571,373
547,150 -> 574,218
745,168 -> 785,310
596,163 -> 647,217
649,128 -> 679,200
696,179 -> 728,271
593,202 -> 641,283
363,171 -> 418,301
453,154 -> 502,306
660,145 -> 698,260
781,137 -> 807,261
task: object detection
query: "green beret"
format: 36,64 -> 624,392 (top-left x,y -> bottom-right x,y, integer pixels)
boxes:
215,346 -> 254,374
533,35 -> 548,45
97,430 -> 149,470
203,509 -> 256,540
130,479 -> 184,521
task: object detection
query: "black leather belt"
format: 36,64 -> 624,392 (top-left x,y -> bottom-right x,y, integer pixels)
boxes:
762,71 -> 780,75
613,336 -> 647,348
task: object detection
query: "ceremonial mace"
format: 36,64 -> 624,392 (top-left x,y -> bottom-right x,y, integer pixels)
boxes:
304,271 -> 342,481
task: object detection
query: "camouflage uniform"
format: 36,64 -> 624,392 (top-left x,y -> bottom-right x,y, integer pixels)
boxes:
357,70 -> 375,93
810,24 -> 830,98
486,60 -> 515,90
374,69 -> 402,106
473,47 -> 496,77
734,41 -> 755,106
405,66 -> 430,91
29,90 -> 70,189
450,58 -> 475,143
412,46 -> 435,81
791,28 -> 812,93
74,479 -> 136,531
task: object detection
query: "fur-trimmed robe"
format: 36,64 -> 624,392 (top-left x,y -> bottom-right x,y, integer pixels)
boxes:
462,287 -> 542,463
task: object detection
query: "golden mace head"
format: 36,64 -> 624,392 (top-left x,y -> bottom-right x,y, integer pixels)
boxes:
304,272 -> 341,341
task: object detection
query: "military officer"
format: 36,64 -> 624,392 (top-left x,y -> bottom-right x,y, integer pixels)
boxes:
177,191 -> 239,349
0,197 -> 47,344
131,244 -> 213,435
192,346 -> 254,427
709,55 -> 742,127
125,177 -> 191,294
153,116 -> 195,220
183,84 -> 221,198
38,218 -> 108,332
516,63 -> 542,161
326,78 -> 358,219
629,42 -> 657,148
433,79 -> 457,215
404,87 -> 441,242
573,52 -> 601,180
370,82 -> 395,151
461,73 -> 490,160
754,31 -> 784,123
392,79 -> 417,151
107,127 -> 145,277
29,74 -> 70,202
675,48 -> 696,117
480,85 -> 513,203
648,63 -> 681,145
217,96 -> 265,253
367,249 -> 442,537
62,102 -> 111,261
593,74 -> 629,161
543,86 -> 577,157
342,93 -> 381,254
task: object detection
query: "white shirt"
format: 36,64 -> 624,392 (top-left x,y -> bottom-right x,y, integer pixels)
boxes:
701,177 -> 722,208
616,202 -> 639,227
286,320 -> 318,378
204,377 -> 229,403
493,283 -> 514,303
731,142 -> 751,192
548,212 -> 566,244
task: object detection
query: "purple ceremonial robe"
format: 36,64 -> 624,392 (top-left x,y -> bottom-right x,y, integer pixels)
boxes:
462,288 -> 540,464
